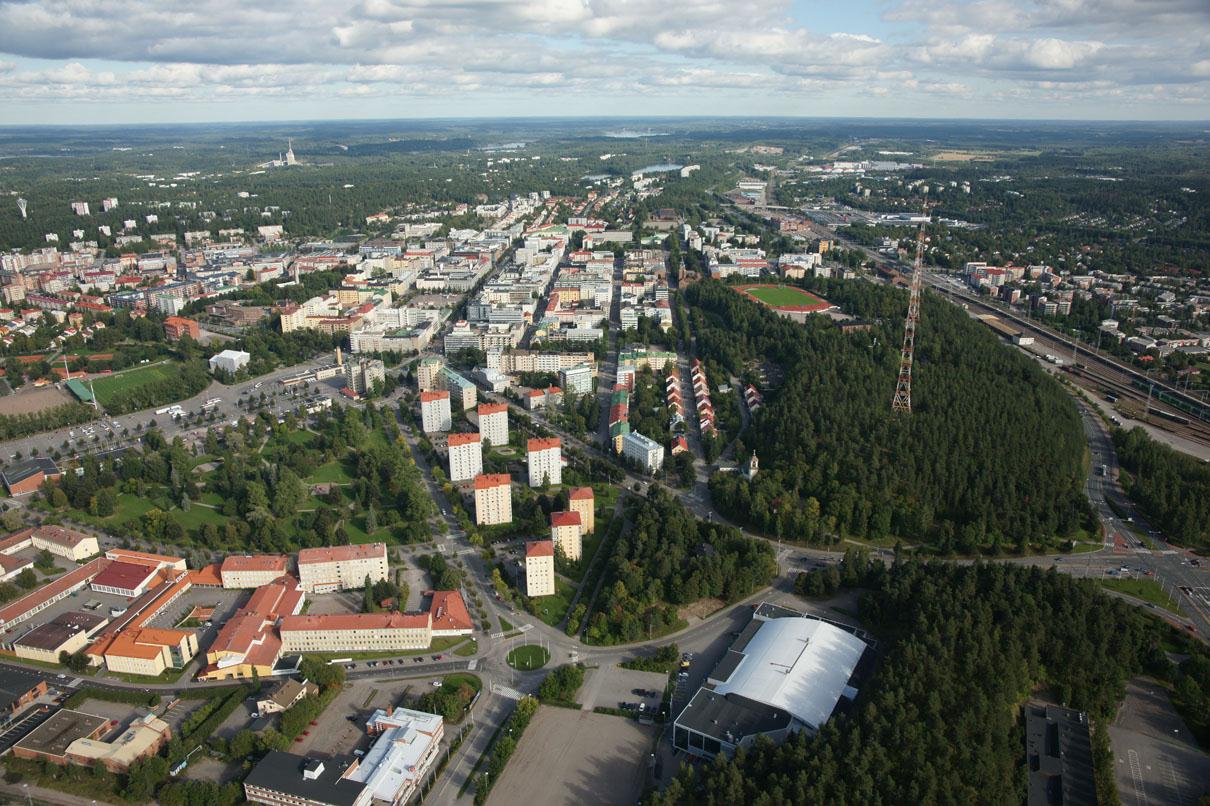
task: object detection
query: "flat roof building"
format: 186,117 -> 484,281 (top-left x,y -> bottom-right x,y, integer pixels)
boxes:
12,709 -> 109,767
1026,703 -> 1097,806
673,607 -> 869,759
244,751 -> 370,806
622,430 -> 665,472
1,457 -> 62,497
13,611 -> 108,664
0,667 -> 48,720
348,708 -> 443,805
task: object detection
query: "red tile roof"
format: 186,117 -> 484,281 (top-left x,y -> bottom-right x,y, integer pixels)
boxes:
221,554 -> 289,574
568,486 -> 594,501
473,473 -> 511,490
420,390 -> 450,403
447,432 -> 481,447
551,511 -> 581,528
0,558 -> 111,627
91,561 -> 158,593
477,403 -> 507,416
429,590 -> 473,633
526,540 -> 555,559
298,543 -> 387,566
527,437 -> 561,452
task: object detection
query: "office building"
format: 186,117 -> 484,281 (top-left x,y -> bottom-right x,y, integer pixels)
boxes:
568,487 -> 594,534
0,667 -> 48,720
527,437 -> 562,487
524,540 -> 555,597
297,543 -> 388,594
550,511 -> 583,562
256,678 -> 319,715
1,458 -> 63,497
347,708 -> 444,805
476,402 -> 509,449
420,390 -> 452,433
1025,703 -> 1097,806
473,474 -> 512,526
279,612 -> 433,654
447,432 -> 483,483
244,752 -> 371,806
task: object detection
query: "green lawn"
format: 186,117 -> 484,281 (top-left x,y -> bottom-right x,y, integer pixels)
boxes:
454,639 -> 478,657
443,672 -> 482,693
90,362 -> 180,407
531,577 -> 576,628
1100,577 -> 1183,615
499,616 -> 514,632
306,460 -> 355,485
742,285 -> 825,308
506,644 -> 550,670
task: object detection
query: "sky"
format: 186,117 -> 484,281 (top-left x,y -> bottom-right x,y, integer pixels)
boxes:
0,0 -> 1206,124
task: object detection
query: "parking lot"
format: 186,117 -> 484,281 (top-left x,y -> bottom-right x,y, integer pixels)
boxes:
1110,678 -> 1210,806
488,707 -> 655,806
1,586 -> 135,645
287,678 -> 420,758
145,586 -> 245,631
577,664 -> 667,715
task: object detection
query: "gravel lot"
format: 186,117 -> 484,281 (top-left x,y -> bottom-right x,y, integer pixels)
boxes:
488,707 -> 654,806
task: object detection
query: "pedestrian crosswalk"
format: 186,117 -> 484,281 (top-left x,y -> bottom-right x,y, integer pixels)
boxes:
490,681 -> 523,700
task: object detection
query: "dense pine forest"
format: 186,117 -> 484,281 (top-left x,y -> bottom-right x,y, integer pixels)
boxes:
1112,426 -> 1210,549
582,490 -> 776,645
692,278 -> 1090,552
652,560 -> 1166,806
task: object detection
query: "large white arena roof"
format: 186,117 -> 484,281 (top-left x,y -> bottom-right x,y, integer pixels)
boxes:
712,616 -> 867,731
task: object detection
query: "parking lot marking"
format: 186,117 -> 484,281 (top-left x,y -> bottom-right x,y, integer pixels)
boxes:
1160,756 -> 1186,806
1127,749 -> 1149,806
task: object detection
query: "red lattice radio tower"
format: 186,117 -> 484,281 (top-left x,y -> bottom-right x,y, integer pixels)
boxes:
891,205 -> 931,414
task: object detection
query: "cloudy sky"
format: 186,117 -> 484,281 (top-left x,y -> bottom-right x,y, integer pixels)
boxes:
0,0 -> 1206,124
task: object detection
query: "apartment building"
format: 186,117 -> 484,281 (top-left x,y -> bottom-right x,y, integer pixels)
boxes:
623,430 -> 665,472
420,390 -> 452,433
417,356 -> 445,391
297,543 -> 388,594
550,511 -> 583,562
447,432 -> 483,483
568,487 -> 595,534
473,474 -> 512,526
440,367 -> 478,411
476,402 -> 509,448
343,358 -> 386,396
279,612 -> 433,654
525,540 -> 556,598
220,554 -> 291,589
559,363 -> 594,395
526,437 -> 562,487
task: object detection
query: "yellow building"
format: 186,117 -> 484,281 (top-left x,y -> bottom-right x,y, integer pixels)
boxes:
297,543 -> 388,594
221,554 -> 291,589
568,487 -> 595,534
550,511 -> 583,562
279,613 -> 432,654
96,628 -> 198,677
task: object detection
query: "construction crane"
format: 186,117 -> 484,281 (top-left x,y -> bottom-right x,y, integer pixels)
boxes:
891,203 -> 931,414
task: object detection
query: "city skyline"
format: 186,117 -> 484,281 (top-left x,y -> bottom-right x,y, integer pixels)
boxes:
0,0 -> 1206,124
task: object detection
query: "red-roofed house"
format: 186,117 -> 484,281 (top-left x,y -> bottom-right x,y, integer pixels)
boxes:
428,591 -> 474,636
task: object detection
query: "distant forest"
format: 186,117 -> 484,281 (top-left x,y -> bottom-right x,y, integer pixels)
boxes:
692,278 -> 1091,552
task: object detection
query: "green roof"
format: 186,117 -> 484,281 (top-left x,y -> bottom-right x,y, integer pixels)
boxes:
65,379 -> 93,403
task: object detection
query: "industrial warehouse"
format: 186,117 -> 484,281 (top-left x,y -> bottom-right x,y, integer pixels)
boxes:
672,604 -> 873,759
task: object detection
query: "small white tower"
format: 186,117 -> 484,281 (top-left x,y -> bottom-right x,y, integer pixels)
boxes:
16,198 -> 27,220
285,139 -> 297,166
745,451 -> 759,481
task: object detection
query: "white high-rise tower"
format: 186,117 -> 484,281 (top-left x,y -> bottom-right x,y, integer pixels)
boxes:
16,198 -> 27,220
285,139 -> 297,166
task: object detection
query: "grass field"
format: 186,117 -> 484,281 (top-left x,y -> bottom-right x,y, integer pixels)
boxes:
743,285 -> 824,308
90,362 -> 179,407
507,644 -> 550,670
1100,577 -> 1182,614
530,577 -> 576,627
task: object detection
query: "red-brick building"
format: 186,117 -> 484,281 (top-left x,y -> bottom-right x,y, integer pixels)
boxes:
163,316 -> 200,341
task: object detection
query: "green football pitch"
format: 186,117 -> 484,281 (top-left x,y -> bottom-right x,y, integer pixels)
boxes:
743,285 -> 825,308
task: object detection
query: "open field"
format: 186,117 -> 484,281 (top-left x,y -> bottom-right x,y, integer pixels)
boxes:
1101,577 -> 1182,614
0,385 -> 75,415
89,362 -> 179,407
488,707 -> 654,806
735,283 -> 832,313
